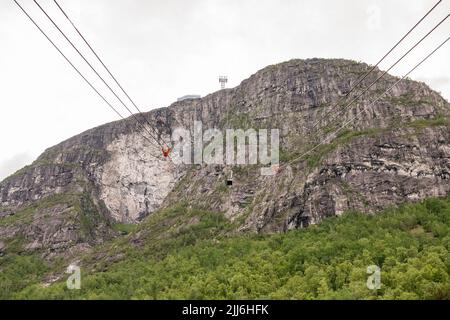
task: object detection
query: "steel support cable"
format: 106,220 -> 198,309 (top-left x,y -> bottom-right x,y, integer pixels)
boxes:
309,0 -> 443,130
33,0 -> 164,151
13,0 -> 163,161
281,36 -> 449,170
308,13 -> 449,143
52,0 -> 171,150
320,36 -> 450,152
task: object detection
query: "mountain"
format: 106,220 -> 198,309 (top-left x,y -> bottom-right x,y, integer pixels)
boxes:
0,58 -> 449,263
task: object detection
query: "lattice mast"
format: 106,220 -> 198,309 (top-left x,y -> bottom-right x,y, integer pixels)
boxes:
219,76 -> 228,90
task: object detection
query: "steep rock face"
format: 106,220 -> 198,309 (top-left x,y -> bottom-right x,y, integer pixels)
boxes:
161,59 -> 449,232
288,125 -> 450,228
96,131 -> 181,223
0,58 -> 449,256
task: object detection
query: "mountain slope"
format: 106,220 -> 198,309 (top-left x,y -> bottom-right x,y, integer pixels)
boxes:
0,58 -> 449,260
4,196 -> 450,299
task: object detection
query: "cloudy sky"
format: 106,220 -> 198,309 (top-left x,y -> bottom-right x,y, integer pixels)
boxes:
0,0 -> 449,179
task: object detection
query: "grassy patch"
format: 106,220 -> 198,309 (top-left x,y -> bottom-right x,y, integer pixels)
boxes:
0,253 -> 50,299
0,193 -> 80,227
112,223 -> 138,235
303,128 -> 382,168
215,183 -> 229,194
285,116 -> 449,169
388,93 -> 434,106
406,116 -> 450,132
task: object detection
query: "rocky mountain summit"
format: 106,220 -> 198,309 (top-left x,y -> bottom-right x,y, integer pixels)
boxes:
0,58 -> 449,258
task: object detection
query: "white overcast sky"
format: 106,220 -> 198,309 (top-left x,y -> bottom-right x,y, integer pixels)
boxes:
0,0 -> 449,179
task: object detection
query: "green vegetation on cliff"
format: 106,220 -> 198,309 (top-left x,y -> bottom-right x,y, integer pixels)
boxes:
3,196 -> 450,300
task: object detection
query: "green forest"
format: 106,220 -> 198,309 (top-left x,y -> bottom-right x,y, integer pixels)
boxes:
2,196 -> 450,300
